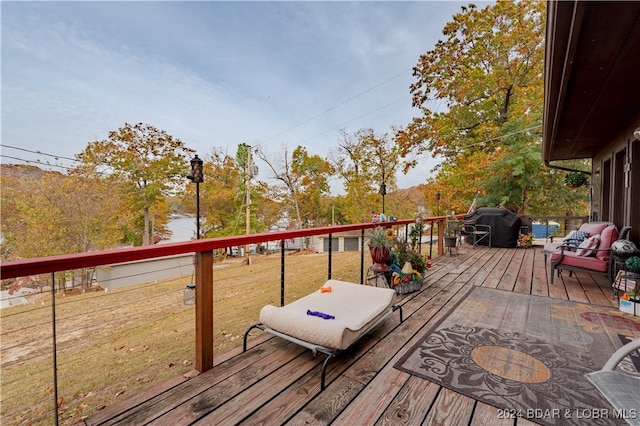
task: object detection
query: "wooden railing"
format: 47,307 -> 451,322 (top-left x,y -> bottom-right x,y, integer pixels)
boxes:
1,217 -> 453,424
1,218 -> 453,371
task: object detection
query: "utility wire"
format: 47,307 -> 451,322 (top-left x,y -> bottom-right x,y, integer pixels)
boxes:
0,144 -> 79,163
455,124 -> 543,152
299,96 -> 407,143
0,154 -> 75,172
264,69 -> 410,142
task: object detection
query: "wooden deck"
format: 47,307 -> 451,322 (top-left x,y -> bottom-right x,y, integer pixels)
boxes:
82,244 -> 621,426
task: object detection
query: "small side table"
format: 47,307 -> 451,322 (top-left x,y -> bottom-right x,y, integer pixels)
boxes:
613,255 -> 628,283
366,266 -> 392,288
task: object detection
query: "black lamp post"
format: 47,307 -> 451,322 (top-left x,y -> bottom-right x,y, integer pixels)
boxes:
379,171 -> 387,215
187,155 -> 204,239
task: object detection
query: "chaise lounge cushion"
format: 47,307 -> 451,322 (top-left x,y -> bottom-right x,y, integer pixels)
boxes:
549,250 -> 609,272
259,279 -> 395,350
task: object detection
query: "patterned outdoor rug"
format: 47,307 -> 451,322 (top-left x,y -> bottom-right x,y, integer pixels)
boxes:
394,287 -> 640,426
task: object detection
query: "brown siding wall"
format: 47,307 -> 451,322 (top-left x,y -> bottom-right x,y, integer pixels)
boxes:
592,122 -> 640,244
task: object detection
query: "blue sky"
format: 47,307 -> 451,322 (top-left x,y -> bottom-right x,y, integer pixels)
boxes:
2,1 -> 479,192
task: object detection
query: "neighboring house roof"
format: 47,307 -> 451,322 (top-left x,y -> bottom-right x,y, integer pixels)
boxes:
543,1 -> 640,162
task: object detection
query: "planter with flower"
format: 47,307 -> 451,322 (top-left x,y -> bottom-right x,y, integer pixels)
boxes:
618,256 -> 640,315
367,226 -> 393,271
563,171 -> 589,188
626,256 -> 640,275
619,290 -> 640,316
518,232 -> 534,248
388,237 -> 430,295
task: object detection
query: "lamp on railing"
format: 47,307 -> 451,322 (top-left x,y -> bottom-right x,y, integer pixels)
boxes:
183,282 -> 196,305
379,171 -> 387,215
187,155 -> 204,239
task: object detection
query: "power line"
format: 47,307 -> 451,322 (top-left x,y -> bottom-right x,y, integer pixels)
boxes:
0,144 -> 79,163
264,69 -> 410,142
0,154 -> 76,172
456,124 -> 543,152
299,97 -> 407,143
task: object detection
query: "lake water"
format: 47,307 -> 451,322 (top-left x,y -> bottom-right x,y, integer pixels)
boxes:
162,216 -> 197,243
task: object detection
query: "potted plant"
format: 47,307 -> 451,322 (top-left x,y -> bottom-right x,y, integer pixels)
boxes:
619,289 -> 640,315
444,219 -> 459,251
563,172 -> 589,188
388,238 -> 429,294
368,226 -> 392,271
625,256 -> 640,275
518,232 -> 534,248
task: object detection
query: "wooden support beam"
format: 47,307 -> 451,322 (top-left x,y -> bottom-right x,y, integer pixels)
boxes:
195,250 -> 214,372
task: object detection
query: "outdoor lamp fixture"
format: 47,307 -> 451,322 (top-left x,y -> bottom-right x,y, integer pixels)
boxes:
183,283 -> 196,305
634,127 -> 640,139
379,171 -> 387,214
187,155 -> 204,239
436,191 -> 441,216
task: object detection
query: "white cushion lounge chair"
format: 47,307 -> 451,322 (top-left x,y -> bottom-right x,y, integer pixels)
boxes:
243,279 -> 402,390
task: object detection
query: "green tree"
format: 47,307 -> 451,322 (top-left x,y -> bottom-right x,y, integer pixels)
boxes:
397,1 -> 585,215
77,123 -> 193,245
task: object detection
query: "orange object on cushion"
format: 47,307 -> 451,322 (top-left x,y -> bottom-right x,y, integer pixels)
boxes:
320,286 -> 332,293
597,225 -> 619,261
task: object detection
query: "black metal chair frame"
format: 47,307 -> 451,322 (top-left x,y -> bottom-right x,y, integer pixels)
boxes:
445,220 -> 462,255
462,219 -> 491,248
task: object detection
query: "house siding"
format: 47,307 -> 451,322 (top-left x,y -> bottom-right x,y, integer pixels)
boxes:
592,121 -> 640,243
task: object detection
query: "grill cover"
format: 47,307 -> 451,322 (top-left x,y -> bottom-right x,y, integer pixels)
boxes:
464,208 -> 522,248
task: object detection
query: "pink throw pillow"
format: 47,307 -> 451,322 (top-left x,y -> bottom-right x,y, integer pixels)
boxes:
577,235 -> 600,256
579,222 -> 609,236
597,225 -> 619,261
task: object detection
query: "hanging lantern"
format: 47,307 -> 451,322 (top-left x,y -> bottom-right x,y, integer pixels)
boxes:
183,283 -> 196,305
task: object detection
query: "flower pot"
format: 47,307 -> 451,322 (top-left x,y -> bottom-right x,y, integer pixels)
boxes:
444,237 -> 458,248
369,245 -> 390,271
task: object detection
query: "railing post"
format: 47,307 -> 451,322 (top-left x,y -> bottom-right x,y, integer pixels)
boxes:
195,250 -> 213,373
280,240 -> 285,307
327,234 -> 332,280
360,229 -> 365,284
437,219 -> 445,256
51,272 -> 59,426
429,220 -> 434,258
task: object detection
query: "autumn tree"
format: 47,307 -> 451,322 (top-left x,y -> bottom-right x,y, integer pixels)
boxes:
396,1 -> 583,215
76,123 -> 194,245
0,165 -> 126,260
256,144 -> 333,228
333,128 -> 401,223
183,144 -> 276,238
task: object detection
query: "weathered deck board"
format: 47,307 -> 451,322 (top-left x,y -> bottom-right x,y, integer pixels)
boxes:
82,244 -> 630,426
